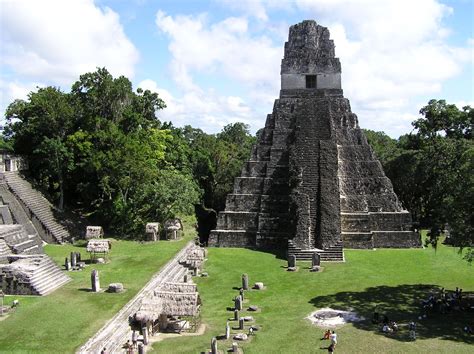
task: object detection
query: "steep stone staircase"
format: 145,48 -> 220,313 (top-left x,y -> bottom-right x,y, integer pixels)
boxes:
1,255 -> 71,295
1,171 -> 70,243
287,239 -> 345,262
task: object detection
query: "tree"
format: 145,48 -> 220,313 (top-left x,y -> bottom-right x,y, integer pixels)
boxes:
5,87 -> 75,209
364,100 -> 473,260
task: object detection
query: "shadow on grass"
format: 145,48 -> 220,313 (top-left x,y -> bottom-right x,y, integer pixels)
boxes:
246,247 -> 287,261
309,284 -> 473,344
78,288 -> 93,292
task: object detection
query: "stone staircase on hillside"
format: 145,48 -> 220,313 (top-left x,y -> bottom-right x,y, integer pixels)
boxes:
1,171 -> 70,243
0,255 -> 71,295
287,239 -> 345,262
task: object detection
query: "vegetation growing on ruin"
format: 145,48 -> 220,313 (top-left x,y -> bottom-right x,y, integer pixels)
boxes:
0,216 -> 195,352
151,233 -> 473,353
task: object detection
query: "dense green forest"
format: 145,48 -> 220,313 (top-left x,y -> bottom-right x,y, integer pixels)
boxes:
3,68 -> 255,237
3,69 -> 472,258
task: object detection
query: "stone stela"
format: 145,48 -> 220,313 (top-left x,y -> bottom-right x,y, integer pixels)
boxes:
91,269 -> 100,292
208,20 -> 421,260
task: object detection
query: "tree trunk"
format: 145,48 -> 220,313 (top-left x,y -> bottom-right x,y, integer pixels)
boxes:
58,176 -> 64,211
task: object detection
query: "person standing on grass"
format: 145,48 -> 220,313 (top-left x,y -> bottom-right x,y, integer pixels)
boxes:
330,330 -> 338,348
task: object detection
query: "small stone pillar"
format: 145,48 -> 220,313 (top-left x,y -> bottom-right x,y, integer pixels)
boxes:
239,318 -> 244,330
65,257 -> 70,271
70,252 -> 77,268
138,343 -> 144,354
184,274 -> 188,283
225,322 -> 230,339
242,273 -> 249,290
234,309 -> 239,321
142,324 -> 149,345
239,288 -> 244,300
91,269 -> 100,292
311,252 -> 321,271
234,295 -> 242,311
287,254 -> 296,270
211,337 -> 218,354
232,342 -> 238,353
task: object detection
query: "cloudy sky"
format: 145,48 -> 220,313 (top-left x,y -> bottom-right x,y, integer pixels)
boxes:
1,0 -> 472,137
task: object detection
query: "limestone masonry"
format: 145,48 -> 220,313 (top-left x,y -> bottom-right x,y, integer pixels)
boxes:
209,20 -> 421,259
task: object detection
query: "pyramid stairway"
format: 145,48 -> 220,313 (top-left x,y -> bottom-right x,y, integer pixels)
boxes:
0,255 -> 71,295
287,240 -> 345,262
1,171 -> 69,243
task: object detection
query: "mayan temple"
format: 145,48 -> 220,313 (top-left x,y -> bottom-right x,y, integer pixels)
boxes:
208,20 -> 421,260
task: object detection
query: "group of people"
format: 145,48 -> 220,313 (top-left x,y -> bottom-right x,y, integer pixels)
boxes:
123,330 -> 139,354
321,329 -> 338,352
421,287 -> 469,315
373,307 -> 412,338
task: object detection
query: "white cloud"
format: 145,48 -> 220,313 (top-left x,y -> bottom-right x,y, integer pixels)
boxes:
138,79 -> 254,132
155,11 -> 282,93
154,11 -> 284,132
0,0 -> 139,85
0,80 -> 45,124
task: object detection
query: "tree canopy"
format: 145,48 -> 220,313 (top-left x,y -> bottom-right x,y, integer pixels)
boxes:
3,68 -> 255,238
366,100 -> 473,261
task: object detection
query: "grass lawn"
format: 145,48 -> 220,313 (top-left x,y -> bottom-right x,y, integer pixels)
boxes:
152,237 -> 473,354
0,216 -> 195,353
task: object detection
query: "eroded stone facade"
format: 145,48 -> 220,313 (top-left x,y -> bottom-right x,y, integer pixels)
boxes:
209,20 -> 420,255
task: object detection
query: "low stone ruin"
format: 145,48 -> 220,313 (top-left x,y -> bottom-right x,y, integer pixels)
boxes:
79,242 -> 204,353
134,281 -> 201,339
0,225 -> 70,295
108,283 -> 124,293
179,247 -> 205,275
85,226 -> 104,240
145,222 -> 160,241
164,219 -> 183,240
131,245 -> 205,340
86,239 -> 111,263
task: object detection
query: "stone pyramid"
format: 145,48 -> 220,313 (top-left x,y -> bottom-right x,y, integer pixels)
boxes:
209,20 -> 421,259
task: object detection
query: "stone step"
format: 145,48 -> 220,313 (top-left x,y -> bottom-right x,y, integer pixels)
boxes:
35,275 -> 71,295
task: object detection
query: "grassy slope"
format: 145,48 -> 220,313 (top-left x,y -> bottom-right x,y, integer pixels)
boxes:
152,239 -> 473,354
0,217 -> 195,353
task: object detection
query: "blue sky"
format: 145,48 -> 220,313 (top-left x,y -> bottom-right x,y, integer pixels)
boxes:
1,0 -> 473,137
